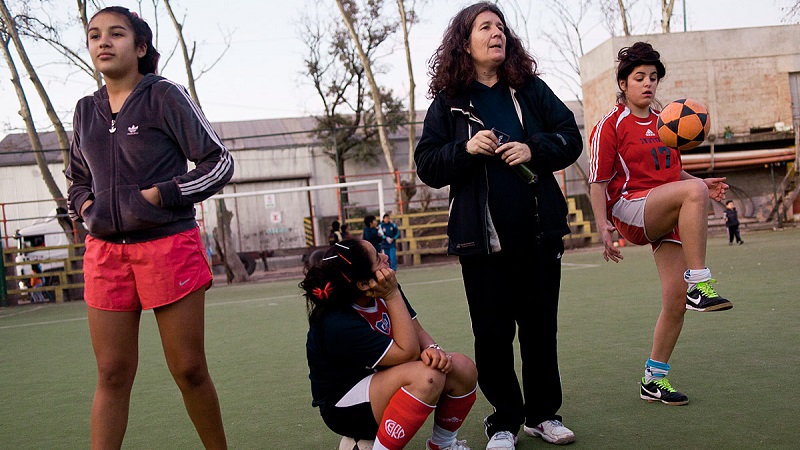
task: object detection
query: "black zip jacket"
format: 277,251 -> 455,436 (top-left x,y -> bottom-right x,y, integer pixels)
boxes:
414,77 -> 582,256
65,74 -> 234,243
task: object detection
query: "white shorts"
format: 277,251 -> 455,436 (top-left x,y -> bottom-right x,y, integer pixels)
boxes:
611,189 -> 680,252
336,373 -> 374,408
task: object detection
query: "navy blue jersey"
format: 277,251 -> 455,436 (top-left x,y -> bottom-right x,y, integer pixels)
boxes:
306,288 -> 416,412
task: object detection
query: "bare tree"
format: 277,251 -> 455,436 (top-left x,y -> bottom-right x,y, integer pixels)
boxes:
0,24 -> 65,208
397,0 -> 415,174
299,5 -> 404,216
540,0 -> 594,105
2,8 -> 82,300
397,0 -> 429,209
598,0 -> 633,36
162,0 -> 245,282
163,0 -> 231,108
15,9 -> 103,89
0,0 -> 71,167
335,0 -> 398,176
498,0 -> 533,43
781,0 -> 800,22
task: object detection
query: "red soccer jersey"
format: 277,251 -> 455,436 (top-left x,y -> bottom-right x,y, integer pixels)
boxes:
588,104 -> 682,212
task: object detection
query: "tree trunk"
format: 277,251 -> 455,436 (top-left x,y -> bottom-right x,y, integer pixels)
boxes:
617,0 -> 630,36
163,0 -> 247,282
397,0 -> 416,176
76,0 -> 103,89
213,199 -> 247,284
661,0 -> 676,33
164,0 -> 201,106
335,0 -> 396,176
0,0 -> 71,167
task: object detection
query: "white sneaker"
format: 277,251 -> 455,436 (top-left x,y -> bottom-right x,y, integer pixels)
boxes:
485,431 -> 517,450
427,438 -> 471,450
523,420 -> 575,445
339,436 -> 373,450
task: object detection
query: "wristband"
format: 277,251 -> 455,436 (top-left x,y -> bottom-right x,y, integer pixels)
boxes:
426,343 -> 442,351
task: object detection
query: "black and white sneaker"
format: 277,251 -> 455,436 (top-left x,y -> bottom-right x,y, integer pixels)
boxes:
640,377 -> 689,405
686,280 -> 733,312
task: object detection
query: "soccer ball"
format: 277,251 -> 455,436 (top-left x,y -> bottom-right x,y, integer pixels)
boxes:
339,436 -> 374,450
656,98 -> 711,151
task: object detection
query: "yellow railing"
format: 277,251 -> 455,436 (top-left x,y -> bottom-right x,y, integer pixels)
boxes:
395,210 -> 449,266
2,244 -> 85,303
346,196 -> 595,265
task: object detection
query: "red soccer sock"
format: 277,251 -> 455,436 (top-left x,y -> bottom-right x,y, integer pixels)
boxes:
434,387 -> 477,432
374,388 -> 435,450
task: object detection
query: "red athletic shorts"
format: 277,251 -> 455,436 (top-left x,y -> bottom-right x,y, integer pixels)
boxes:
83,228 -> 212,311
610,189 -> 681,252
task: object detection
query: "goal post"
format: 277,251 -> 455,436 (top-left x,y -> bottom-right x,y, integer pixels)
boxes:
199,179 -> 385,256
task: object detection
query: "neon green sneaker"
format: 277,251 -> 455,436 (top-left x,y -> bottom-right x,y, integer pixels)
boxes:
640,377 -> 689,405
686,279 -> 733,312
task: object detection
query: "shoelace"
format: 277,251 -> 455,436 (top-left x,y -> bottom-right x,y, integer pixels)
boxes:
430,439 -> 470,450
446,439 -> 470,450
541,419 -> 565,431
654,377 -> 678,393
491,431 -> 515,442
695,279 -> 720,298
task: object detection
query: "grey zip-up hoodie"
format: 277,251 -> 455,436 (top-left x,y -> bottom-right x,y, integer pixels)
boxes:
66,74 -> 234,243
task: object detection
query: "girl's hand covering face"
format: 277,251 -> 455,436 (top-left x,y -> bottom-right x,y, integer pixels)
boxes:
366,267 -> 398,299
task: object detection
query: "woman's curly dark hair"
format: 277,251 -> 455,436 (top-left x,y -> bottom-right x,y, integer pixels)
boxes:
427,2 -> 537,98
615,41 -> 665,104
89,6 -> 160,75
299,240 -> 374,326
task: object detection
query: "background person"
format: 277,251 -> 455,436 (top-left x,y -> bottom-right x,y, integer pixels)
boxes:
379,213 -> 401,271
362,215 -> 382,251
724,200 -> 744,245
588,42 -> 733,407
329,220 -> 343,245
415,3 -> 582,448
301,240 -> 478,450
65,7 -> 232,449
341,223 -> 353,240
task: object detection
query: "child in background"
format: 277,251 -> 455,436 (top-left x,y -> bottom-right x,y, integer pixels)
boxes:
724,200 -> 743,245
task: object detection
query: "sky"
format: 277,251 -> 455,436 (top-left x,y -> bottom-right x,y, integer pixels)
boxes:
0,0 -> 793,143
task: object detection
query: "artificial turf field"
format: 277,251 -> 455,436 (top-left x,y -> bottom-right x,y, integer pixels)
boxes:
2,227 -> 799,449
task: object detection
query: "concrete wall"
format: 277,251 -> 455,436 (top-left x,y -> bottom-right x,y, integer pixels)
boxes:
581,25 -> 800,137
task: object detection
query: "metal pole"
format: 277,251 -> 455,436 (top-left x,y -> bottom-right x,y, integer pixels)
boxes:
1,228 -> 7,307
770,163 -> 783,228
683,0 -> 687,32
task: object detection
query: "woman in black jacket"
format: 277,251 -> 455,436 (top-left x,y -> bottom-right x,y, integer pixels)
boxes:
414,3 -> 581,449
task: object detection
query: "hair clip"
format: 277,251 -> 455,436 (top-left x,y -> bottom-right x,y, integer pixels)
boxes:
337,252 -> 352,265
130,11 -> 140,19
334,242 -> 350,250
312,282 -> 333,300
322,255 -> 338,261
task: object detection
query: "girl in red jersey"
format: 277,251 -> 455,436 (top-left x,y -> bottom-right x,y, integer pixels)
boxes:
588,42 -> 732,406
66,7 -> 232,448
301,240 -> 478,450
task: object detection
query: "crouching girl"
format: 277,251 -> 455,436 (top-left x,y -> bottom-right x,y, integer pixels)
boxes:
301,240 -> 478,450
